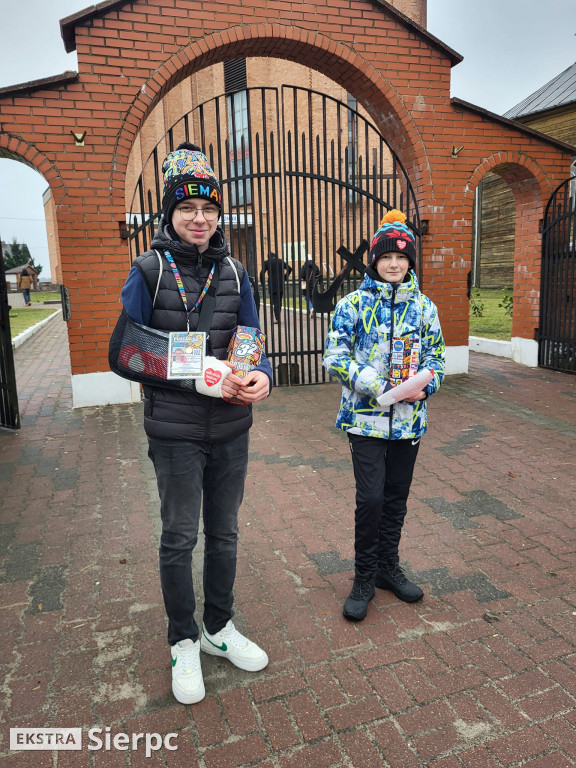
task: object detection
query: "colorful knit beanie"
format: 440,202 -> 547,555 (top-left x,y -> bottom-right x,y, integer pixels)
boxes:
161,142 -> 222,223
369,209 -> 416,270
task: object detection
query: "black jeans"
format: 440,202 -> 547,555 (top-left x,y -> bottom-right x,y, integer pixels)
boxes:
147,432 -> 249,646
348,433 -> 420,581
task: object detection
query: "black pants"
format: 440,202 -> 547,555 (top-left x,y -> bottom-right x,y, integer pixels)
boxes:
147,432 -> 249,646
348,433 -> 420,581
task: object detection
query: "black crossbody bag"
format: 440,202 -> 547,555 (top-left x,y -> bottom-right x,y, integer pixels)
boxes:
108,251 -> 220,390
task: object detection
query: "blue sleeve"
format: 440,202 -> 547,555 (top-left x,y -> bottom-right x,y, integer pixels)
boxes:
238,271 -> 273,390
121,267 -> 153,325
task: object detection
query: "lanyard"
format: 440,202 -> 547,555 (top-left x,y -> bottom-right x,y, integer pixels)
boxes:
164,250 -> 216,330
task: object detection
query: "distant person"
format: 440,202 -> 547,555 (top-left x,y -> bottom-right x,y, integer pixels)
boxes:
299,259 -> 321,318
260,252 -> 292,323
17,268 -> 33,306
323,210 -> 445,622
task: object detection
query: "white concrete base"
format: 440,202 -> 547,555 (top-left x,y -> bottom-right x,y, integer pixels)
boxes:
69,339 -> 539,408
469,336 -> 512,359
445,345 -> 469,374
71,372 -> 141,408
511,337 -> 538,367
468,336 -> 538,368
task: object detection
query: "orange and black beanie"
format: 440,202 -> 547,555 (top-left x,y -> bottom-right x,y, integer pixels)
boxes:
369,209 -> 416,269
161,142 -> 222,223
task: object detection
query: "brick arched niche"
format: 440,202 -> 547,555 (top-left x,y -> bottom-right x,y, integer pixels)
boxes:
0,135 -> 66,287
466,155 -> 551,367
112,26 -> 430,215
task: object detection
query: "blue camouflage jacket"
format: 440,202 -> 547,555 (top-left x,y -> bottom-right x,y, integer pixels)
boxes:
323,270 -> 445,440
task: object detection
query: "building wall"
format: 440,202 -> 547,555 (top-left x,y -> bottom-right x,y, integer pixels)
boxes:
42,187 -> 62,284
523,105 -> 576,148
388,0 -> 427,27
477,172 -> 515,289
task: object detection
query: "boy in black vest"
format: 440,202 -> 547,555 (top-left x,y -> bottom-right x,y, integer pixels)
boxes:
121,143 -> 272,704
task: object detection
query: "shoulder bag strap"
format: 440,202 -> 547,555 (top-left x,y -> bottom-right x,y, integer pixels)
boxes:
153,250 -> 163,308
195,261 -> 220,335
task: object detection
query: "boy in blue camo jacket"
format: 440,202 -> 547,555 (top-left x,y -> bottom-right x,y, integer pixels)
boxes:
323,210 -> 445,621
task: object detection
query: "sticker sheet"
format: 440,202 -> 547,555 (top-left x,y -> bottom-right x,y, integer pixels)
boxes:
389,334 -> 420,384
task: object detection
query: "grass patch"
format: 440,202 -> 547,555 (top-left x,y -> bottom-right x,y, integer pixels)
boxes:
469,287 -> 512,340
30,291 -> 61,304
8,307 -> 61,338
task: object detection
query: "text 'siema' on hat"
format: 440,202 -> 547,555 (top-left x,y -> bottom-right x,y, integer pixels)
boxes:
369,209 -> 416,269
161,142 -> 222,223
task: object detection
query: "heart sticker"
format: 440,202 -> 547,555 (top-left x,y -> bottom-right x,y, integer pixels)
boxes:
396,239 -> 407,250
204,368 -> 222,386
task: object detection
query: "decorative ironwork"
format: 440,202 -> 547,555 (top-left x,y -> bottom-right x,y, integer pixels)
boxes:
539,177 -> 576,374
313,241 -> 368,313
127,86 -> 420,385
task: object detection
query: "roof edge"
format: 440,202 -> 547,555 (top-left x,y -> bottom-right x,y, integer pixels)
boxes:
511,98 -> 576,124
451,97 -> 576,154
370,0 -> 463,66
61,0 -> 129,53
60,0 -> 464,66
0,71 -> 79,97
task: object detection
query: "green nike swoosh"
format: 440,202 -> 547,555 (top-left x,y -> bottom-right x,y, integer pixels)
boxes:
203,629 -> 227,651
171,655 -> 177,667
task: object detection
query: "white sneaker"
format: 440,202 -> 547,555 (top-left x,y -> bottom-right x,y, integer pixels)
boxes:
170,639 -> 205,704
200,620 -> 269,672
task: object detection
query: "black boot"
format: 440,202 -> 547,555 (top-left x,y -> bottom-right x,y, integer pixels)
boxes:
343,578 -> 375,621
376,561 -> 423,603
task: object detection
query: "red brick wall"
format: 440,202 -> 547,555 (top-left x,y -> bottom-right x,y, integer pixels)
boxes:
0,0 -> 570,376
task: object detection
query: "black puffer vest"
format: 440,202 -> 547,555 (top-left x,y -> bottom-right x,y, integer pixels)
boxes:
135,220 -> 253,442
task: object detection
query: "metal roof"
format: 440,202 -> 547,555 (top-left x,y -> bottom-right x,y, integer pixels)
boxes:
505,61 -> 576,119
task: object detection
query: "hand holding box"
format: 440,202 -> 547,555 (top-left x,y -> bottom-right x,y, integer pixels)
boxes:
225,326 -> 266,403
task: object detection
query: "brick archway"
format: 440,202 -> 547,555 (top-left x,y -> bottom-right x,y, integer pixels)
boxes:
466,154 -> 552,365
110,24 -> 432,213
0,0 -> 572,406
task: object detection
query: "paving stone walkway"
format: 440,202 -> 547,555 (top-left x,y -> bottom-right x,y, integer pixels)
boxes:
1,313 -> 575,767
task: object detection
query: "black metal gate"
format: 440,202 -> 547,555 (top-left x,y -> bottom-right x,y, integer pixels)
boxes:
539,177 -> 576,374
128,86 -> 420,384
0,248 -> 20,429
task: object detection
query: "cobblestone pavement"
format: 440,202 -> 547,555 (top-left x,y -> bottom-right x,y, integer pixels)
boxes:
1,314 -> 575,767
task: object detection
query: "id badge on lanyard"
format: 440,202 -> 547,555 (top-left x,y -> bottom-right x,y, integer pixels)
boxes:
163,250 -> 214,378
167,331 -> 206,379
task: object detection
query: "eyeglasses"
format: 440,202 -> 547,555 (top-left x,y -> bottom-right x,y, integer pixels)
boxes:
176,204 -> 220,222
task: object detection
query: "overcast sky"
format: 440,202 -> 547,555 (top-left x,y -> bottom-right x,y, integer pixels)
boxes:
0,0 -> 574,279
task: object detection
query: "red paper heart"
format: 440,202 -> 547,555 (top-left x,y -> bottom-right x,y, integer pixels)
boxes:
204,368 -> 222,386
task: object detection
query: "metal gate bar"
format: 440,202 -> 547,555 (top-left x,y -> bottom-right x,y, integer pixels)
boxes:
539,178 -> 576,374
0,249 -> 20,429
